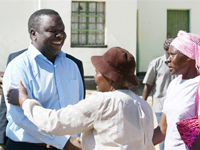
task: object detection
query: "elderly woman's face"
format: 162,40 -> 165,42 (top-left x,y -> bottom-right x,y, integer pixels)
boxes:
94,70 -> 112,92
167,45 -> 190,75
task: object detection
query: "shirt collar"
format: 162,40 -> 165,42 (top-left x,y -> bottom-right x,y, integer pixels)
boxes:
27,43 -> 65,61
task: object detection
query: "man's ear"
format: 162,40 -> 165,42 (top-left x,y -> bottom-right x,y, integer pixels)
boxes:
30,28 -> 37,41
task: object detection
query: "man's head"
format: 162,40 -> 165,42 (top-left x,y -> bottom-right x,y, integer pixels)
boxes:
28,9 -> 59,34
163,38 -> 174,58
28,9 -> 66,60
163,38 -> 174,51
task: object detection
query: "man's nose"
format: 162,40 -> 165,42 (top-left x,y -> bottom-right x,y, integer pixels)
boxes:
56,31 -> 66,38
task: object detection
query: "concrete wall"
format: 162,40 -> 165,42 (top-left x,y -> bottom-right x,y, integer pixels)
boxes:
137,0 -> 200,72
0,0 -> 37,70
0,0 -> 137,77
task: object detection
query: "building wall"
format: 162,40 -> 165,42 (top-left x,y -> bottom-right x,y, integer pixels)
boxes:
137,0 -> 200,73
0,0 -> 137,76
0,0 -> 37,70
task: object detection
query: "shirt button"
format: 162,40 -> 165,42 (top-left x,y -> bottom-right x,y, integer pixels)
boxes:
60,97 -> 63,100
57,145 -> 59,148
40,138 -> 42,140
57,81 -> 59,84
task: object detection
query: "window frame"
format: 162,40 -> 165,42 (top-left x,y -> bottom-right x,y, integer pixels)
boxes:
71,1 -> 107,48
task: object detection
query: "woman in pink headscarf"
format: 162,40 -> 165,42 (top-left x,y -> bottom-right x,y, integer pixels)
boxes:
153,30 -> 200,150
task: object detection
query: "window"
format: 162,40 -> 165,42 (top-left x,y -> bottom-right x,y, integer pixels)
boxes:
167,10 -> 190,38
71,1 -> 106,47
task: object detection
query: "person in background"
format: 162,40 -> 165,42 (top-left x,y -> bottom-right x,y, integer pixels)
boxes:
2,9 -> 84,150
0,48 -> 85,150
7,47 -> 156,150
142,38 -> 175,150
153,30 -> 200,149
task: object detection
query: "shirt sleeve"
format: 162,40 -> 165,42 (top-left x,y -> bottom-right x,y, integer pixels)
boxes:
3,62 -> 69,148
22,94 -> 101,136
143,59 -> 157,86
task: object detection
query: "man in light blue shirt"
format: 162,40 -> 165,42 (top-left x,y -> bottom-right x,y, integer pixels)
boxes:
3,9 -> 84,150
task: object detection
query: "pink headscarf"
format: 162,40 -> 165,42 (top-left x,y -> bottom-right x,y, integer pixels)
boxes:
171,30 -> 200,72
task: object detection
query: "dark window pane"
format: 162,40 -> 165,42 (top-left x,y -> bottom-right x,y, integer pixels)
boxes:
79,3 -> 86,12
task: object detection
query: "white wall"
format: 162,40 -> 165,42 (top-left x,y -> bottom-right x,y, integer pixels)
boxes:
0,0 -> 137,77
137,0 -> 200,72
71,0 -> 137,76
2,0 -> 200,76
0,0 -> 37,70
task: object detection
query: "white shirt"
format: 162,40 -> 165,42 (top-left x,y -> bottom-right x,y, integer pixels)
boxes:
22,90 -> 155,150
163,75 -> 200,150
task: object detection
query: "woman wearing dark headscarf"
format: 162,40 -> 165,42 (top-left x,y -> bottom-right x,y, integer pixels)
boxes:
6,47 -> 155,150
153,30 -> 200,150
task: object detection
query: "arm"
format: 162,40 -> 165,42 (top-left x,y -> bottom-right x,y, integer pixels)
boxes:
7,82 -> 82,150
7,81 -> 100,136
142,84 -> 153,100
152,113 -> 167,145
142,60 -> 157,100
3,63 -> 69,148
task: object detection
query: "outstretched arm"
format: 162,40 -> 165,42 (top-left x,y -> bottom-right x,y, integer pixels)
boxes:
152,113 -> 167,145
142,84 -> 153,100
7,81 -> 85,150
7,81 -> 100,136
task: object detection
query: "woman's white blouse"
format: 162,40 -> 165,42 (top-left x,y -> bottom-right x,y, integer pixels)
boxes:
22,90 -> 155,150
163,75 -> 200,150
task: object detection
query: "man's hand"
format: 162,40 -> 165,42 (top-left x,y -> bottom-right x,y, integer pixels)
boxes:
6,80 -> 29,108
64,137 -> 82,150
0,147 -> 4,150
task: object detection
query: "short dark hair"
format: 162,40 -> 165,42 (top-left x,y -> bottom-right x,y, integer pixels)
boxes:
163,38 -> 174,51
28,9 -> 59,34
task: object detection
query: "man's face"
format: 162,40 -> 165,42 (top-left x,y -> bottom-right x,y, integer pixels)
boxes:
33,14 -> 66,57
